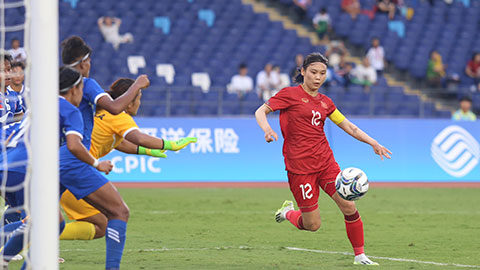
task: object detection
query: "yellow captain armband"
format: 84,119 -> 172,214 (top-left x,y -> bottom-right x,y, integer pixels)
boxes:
328,109 -> 346,125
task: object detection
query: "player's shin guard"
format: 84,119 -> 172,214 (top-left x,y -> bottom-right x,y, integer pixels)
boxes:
286,210 -> 304,230
60,221 -> 96,240
105,219 -> 127,270
344,210 -> 364,256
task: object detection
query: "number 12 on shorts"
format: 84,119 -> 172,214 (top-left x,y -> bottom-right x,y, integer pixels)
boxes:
300,183 -> 313,200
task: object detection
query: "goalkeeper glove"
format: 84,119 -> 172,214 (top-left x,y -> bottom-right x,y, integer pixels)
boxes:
162,137 -> 197,151
137,146 -> 167,158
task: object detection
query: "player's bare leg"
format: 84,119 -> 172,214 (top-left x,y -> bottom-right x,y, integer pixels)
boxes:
78,213 -> 108,239
299,210 -> 321,231
83,182 -> 129,222
331,193 -> 378,266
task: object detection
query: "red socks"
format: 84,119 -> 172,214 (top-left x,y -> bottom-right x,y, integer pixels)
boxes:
284,208 -> 365,255
285,210 -> 304,230
344,210 -> 364,255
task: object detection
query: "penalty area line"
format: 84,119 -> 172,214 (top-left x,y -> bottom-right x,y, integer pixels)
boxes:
285,247 -> 480,268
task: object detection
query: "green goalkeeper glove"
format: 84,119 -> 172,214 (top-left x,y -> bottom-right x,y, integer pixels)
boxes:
137,146 -> 167,158
162,137 -> 197,151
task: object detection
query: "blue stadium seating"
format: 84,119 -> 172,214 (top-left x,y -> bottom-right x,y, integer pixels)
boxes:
31,0 -> 450,117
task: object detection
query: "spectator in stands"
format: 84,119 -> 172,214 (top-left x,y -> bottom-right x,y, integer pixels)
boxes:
341,0 -> 361,19
256,63 -> 280,102
465,53 -> 480,91
325,40 -> 348,68
97,16 -> 133,50
351,57 -> 377,91
377,0 -> 397,20
452,96 -> 477,121
8,38 -> 27,64
366,37 -> 386,76
312,8 -> 331,41
293,0 -> 312,22
331,55 -> 353,86
273,65 -> 291,91
426,50 -> 446,88
228,63 -> 254,97
290,54 -> 304,83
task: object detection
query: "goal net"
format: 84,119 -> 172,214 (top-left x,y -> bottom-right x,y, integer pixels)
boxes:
0,0 -> 58,269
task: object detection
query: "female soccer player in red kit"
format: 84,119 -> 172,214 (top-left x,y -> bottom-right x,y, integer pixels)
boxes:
255,53 -> 392,265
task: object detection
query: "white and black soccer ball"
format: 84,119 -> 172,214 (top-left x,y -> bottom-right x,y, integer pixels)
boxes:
335,167 -> 369,201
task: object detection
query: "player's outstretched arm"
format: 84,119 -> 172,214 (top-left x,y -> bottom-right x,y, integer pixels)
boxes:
124,129 -> 196,152
336,118 -> 392,160
255,104 -> 278,143
115,139 -> 167,158
66,134 -> 113,174
97,17 -> 104,28
97,75 -> 150,115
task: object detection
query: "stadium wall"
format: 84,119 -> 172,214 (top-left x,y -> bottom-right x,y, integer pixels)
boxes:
104,117 -> 480,182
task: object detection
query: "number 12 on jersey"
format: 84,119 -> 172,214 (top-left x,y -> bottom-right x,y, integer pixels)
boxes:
311,110 -> 321,126
300,183 -> 313,200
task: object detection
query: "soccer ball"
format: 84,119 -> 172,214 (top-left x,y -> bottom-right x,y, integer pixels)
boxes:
335,167 -> 369,201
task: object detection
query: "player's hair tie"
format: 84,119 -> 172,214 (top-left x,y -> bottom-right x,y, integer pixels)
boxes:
60,74 -> 83,93
64,52 -> 90,68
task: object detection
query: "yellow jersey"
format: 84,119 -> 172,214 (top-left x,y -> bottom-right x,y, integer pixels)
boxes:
89,109 -> 139,158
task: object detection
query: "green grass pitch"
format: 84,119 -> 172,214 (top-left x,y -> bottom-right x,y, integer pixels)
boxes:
12,187 -> 480,269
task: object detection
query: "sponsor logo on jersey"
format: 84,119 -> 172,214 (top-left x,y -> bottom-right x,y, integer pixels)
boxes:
320,101 -> 328,109
431,125 -> 479,177
301,98 -> 309,103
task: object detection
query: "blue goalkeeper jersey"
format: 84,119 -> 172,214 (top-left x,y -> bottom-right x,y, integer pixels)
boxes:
77,78 -> 108,150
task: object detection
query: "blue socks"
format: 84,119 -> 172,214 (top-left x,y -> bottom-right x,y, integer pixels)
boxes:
105,219 -> 127,269
1,220 -> 24,244
3,220 -> 64,263
2,222 -> 27,260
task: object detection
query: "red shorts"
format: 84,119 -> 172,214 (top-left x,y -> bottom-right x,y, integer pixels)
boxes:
287,166 -> 341,213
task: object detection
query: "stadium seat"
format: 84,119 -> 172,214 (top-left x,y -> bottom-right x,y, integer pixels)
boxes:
153,17 -> 171,34
156,64 -> 176,84
127,56 -> 146,75
191,73 -> 212,93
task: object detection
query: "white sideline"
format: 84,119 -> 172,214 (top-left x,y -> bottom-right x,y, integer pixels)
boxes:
286,247 -> 480,268
60,246 -> 480,268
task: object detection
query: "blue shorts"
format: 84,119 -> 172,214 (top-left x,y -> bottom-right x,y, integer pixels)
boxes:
0,171 -> 25,210
60,160 -> 108,200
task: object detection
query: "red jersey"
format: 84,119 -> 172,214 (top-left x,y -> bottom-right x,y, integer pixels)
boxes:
266,85 -> 339,175
468,60 -> 480,75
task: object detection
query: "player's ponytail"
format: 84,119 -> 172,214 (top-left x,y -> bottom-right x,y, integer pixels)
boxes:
61,36 -> 92,66
59,67 -> 82,94
108,78 -> 135,100
294,52 -> 329,84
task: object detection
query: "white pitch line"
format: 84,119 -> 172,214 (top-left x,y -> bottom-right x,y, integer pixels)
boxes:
285,247 -> 480,269
60,246 -> 480,268
61,246 -> 255,253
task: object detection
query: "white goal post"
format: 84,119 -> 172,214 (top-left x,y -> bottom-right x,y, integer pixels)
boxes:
28,0 -> 59,269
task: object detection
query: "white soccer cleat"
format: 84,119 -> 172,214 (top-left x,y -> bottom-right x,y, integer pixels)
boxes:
275,200 -> 294,223
354,254 -> 379,265
10,254 -> 22,261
